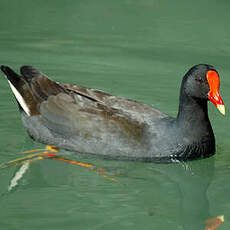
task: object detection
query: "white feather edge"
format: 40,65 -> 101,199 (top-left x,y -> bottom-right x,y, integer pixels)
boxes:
7,80 -> 31,116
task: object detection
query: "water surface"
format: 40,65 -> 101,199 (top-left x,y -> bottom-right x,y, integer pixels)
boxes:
0,0 -> 230,229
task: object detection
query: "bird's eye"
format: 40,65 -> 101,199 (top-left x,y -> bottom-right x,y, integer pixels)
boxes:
195,77 -> 203,83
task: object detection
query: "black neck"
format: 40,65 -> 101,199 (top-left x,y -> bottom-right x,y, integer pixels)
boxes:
174,89 -> 215,159
175,88 -> 213,142
177,92 -> 209,123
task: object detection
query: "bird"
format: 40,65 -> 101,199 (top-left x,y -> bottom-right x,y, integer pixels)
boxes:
0,64 -> 225,162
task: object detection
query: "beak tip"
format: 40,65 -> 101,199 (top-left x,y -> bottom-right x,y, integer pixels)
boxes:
217,104 -> 226,115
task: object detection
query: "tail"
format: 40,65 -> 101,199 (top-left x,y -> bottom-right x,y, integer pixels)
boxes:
1,65 -> 35,116
1,65 -> 63,116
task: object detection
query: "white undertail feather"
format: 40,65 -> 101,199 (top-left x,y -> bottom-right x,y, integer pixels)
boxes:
7,80 -> 31,116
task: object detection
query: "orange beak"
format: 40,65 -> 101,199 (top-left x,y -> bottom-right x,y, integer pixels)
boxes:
206,70 -> 225,115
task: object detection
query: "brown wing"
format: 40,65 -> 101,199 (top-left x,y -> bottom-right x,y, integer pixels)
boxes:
18,66 -> 166,141
39,91 -> 145,141
60,83 -> 167,121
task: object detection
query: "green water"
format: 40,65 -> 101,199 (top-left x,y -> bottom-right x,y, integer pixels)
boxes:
0,0 -> 230,229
